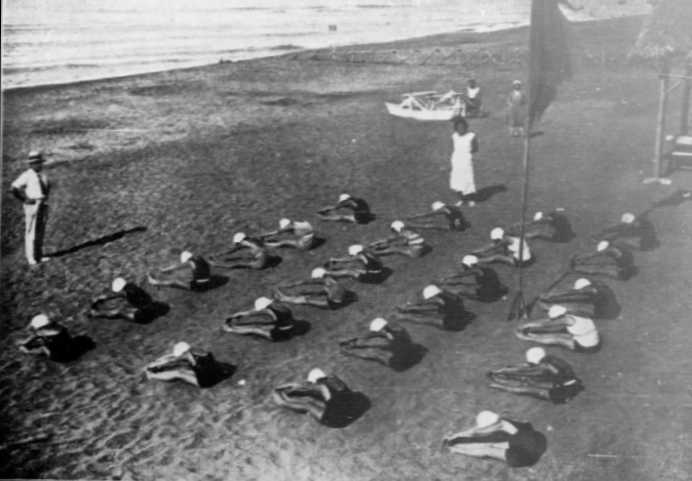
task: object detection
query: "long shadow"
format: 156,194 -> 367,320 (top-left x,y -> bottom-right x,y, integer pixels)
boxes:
191,275 -> 230,292
133,302 -> 170,323
321,390 -> 371,428
53,335 -> 95,363
45,226 -> 147,258
198,361 -> 236,388
471,184 -> 507,203
274,320 -> 311,342
358,267 -> 393,284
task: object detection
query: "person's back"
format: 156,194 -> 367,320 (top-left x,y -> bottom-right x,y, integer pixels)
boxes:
503,419 -> 546,468
123,283 -> 154,309
190,255 -> 211,280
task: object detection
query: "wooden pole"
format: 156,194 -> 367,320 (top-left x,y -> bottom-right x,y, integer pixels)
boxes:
653,56 -> 671,178
680,61 -> 692,135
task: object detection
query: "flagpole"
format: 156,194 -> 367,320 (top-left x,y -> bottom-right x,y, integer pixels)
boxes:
517,119 -> 531,298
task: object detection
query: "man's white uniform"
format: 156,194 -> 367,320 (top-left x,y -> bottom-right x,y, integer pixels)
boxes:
11,152 -> 49,265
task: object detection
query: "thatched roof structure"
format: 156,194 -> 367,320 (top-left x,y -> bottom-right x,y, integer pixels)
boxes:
631,0 -> 692,60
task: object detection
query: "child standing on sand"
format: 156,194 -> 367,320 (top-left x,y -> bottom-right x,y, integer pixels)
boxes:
449,116 -> 479,207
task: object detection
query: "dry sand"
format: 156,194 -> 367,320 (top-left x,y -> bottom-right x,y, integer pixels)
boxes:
2,16 -> 692,481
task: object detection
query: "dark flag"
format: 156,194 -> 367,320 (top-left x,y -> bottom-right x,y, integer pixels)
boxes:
527,0 -> 572,127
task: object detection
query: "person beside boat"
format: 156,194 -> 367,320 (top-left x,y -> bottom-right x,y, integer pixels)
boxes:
464,78 -> 482,117
449,116 -> 479,207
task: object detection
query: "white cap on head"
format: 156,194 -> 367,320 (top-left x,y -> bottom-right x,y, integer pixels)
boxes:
369,317 -> 388,332
533,211 -> 544,221
254,296 -> 273,311
525,347 -> 547,364
311,267 -> 327,279
112,277 -> 127,293
621,212 -> 635,224
279,218 -> 291,229
307,368 -> 327,383
431,201 -> 445,211
422,284 -> 442,300
173,341 -> 191,357
573,278 -> 591,290
548,304 -> 568,319
566,316 -> 595,336
462,255 -> 478,267
180,250 -> 193,263
390,220 -> 405,232
29,314 -> 50,330
338,193 -> 351,203
348,244 -> 364,256
233,232 -> 247,244
597,240 -> 609,252
490,227 -> 504,240
476,410 -> 500,428
513,80 -> 522,86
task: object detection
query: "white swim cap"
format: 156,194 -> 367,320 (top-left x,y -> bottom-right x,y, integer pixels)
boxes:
533,211 -> 544,221
525,347 -> 547,364
254,296 -> 273,311
422,284 -> 442,300
597,240 -> 609,252
29,314 -> 50,330
307,368 -> 327,383
566,316 -> 596,336
573,278 -> 592,290
180,251 -> 193,263
279,218 -> 291,229
112,277 -> 127,293
621,212 -> 635,224
348,244 -> 364,256
233,232 -> 247,244
462,255 -> 478,267
431,201 -> 445,211
476,410 -> 500,428
390,220 -> 405,232
369,317 -> 388,332
338,193 -> 351,203
173,341 -> 191,357
548,305 -> 568,319
490,227 -> 504,240
311,267 -> 327,279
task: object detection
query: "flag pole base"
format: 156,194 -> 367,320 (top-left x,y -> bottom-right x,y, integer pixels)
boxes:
642,177 -> 672,185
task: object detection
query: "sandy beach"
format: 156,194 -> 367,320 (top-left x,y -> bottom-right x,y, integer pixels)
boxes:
2,16 -> 692,480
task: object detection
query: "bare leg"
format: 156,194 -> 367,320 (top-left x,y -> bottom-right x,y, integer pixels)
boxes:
145,367 -> 200,387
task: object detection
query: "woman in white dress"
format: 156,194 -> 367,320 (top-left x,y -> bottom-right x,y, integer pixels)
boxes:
449,116 -> 479,206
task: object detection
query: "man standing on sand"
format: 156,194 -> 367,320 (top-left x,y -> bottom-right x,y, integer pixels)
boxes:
11,151 -> 50,266
507,80 -> 526,137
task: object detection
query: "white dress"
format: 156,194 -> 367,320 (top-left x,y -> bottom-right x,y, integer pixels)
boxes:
450,132 -> 476,194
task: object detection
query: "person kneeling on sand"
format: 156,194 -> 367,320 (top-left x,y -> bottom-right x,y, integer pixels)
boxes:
145,342 -> 223,388
274,267 -> 350,309
438,254 -> 507,302
89,277 -> 159,323
570,240 -> 636,280
506,209 -> 575,243
323,244 -> 386,282
148,250 -> 212,290
405,201 -> 468,231
595,212 -> 658,251
473,227 -> 534,267
393,284 -> 471,331
260,218 -> 317,250
442,410 -> 547,468
317,193 -> 373,224
537,277 -> 614,318
223,297 -> 296,341
17,314 -> 78,362
515,305 -> 600,352
487,347 -> 584,404
209,232 -> 270,270
367,220 -> 429,258
339,317 -> 416,368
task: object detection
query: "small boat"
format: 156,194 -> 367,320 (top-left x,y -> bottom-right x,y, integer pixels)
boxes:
385,91 -> 466,121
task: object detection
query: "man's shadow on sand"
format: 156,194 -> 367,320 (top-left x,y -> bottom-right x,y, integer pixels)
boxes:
469,184 -> 507,203
321,389 -> 371,428
45,226 -> 147,258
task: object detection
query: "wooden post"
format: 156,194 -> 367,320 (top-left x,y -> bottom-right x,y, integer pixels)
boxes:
680,60 -> 692,135
653,56 -> 671,179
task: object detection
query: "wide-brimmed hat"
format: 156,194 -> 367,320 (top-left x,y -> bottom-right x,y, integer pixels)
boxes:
26,150 -> 45,163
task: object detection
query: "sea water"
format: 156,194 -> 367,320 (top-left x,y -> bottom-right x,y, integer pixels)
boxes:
1,0 -> 650,90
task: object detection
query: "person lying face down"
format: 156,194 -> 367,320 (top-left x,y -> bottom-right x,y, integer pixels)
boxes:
339,317 -> 414,367
223,297 -> 296,341
595,212 -> 658,251
393,284 -> 471,331
473,227 -> 534,267
16,314 -> 76,362
274,267 -> 349,309
259,218 -> 317,250
147,250 -> 212,290
322,244 -> 386,282
367,220 -> 429,258
442,410 -> 547,468
506,209 -> 575,243
89,277 -> 157,323
438,254 -> 507,302
570,240 -> 636,280
144,342 -> 223,388
537,277 -> 614,318
208,232 -> 270,270
404,201 -> 468,231
487,347 -> 584,404
317,193 -> 373,224
515,305 -> 600,352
